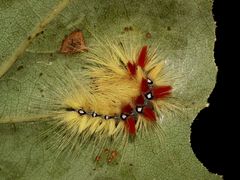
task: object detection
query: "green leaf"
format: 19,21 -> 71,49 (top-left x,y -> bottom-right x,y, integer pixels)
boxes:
0,0 -> 221,179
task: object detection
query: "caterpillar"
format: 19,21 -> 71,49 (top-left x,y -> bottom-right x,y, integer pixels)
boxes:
28,32 -> 178,159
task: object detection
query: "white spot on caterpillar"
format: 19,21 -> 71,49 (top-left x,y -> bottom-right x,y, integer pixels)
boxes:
92,112 -> 98,117
145,92 -> 153,100
147,78 -> 153,84
136,106 -> 143,113
121,114 -> 127,120
78,109 -> 86,115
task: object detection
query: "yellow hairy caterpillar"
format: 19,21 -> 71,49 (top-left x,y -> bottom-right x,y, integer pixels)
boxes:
29,32 -> 177,158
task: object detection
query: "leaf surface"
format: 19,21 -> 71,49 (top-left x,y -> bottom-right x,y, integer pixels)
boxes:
0,0 -> 220,179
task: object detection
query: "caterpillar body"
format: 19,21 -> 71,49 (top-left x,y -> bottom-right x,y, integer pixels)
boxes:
30,32 -> 176,158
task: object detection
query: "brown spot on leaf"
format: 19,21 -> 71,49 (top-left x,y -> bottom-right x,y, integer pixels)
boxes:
104,148 -> 110,153
124,26 -> 133,32
17,65 -> 24,71
145,32 -> 152,39
111,150 -> 118,158
94,148 -> 120,165
107,150 -> 119,164
60,30 -> 88,54
95,155 -> 101,162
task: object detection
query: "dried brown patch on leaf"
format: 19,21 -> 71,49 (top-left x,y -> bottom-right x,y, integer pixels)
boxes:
94,148 -> 120,165
60,30 -> 88,54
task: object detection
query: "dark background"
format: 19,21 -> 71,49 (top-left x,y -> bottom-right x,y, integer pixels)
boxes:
191,0 -> 227,179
